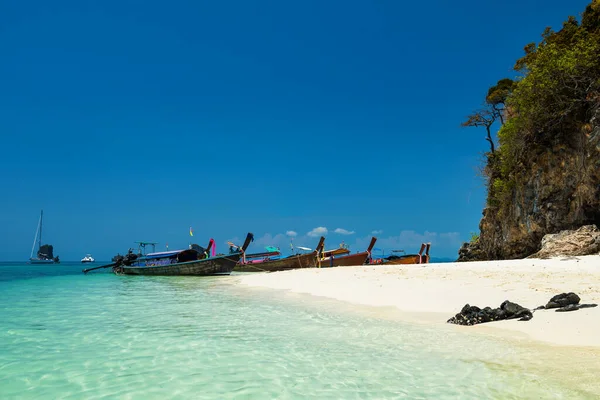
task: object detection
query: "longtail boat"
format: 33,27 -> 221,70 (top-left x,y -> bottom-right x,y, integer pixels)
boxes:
235,237 -> 325,272
322,246 -> 351,258
318,237 -> 377,267
111,233 -> 254,276
243,246 -> 281,264
372,243 -> 431,265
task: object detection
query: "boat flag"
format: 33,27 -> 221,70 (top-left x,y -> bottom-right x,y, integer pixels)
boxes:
189,227 -> 193,237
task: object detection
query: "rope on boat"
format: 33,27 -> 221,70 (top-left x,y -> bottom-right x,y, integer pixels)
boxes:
245,264 -> 268,272
222,256 -> 243,264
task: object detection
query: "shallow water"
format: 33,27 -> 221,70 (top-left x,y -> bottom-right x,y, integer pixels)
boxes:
0,262 -> 595,399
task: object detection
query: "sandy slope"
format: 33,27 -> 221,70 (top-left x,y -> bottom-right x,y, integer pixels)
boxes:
238,255 -> 600,347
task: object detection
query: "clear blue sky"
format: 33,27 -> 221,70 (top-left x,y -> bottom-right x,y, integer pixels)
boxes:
0,0 -> 591,261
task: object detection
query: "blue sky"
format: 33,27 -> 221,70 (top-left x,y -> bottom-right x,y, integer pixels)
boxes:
0,0 -> 591,261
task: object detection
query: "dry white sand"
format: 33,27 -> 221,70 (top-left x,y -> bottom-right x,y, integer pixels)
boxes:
238,255 -> 600,348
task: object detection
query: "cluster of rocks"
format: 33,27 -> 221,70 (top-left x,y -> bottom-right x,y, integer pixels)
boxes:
447,300 -> 533,326
447,292 -> 598,326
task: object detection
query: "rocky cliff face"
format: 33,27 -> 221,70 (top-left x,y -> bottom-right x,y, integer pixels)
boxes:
468,106 -> 600,260
458,1 -> 600,261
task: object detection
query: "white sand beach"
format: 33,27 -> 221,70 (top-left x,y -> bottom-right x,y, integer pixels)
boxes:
239,255 -> 600,348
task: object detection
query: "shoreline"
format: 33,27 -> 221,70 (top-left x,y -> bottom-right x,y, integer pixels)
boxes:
236,255 -> 600,348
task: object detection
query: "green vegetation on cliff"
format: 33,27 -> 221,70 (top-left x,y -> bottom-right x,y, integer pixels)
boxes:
461,0 -> 600,260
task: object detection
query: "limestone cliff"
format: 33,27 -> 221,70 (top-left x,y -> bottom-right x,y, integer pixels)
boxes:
479,108 -> 600,259
459,1 -> 600,260
474,106 -> 600,259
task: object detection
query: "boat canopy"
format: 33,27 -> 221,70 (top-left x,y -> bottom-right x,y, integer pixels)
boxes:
246,250 -> 281,259
323,248 -> 351,257
144,250 -> 184,259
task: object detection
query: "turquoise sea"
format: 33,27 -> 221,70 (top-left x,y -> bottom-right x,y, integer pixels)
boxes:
0,262 -> 597,399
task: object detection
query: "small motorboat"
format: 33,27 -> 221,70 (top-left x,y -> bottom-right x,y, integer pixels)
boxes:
81,254 -> 95,263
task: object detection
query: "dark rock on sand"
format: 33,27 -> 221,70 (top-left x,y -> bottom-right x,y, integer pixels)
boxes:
501,300 -> 534,321
555,303 -> 598,312
449,292 -> 598,326
541,292 -> 581,309
447,300 -> 533,326
555,304 -> 581,312
535,292 -> 597,311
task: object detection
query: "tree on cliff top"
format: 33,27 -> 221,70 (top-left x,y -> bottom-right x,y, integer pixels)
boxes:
461,107 -> 498,153
461,78 -> 515,154
486,78 -> 516,124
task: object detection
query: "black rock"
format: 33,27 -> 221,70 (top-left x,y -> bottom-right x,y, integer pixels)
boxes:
447,292 -> 594,326
555,304 -> 580,312
556,303 -> 598,312
447,300 -> 533,326
545,292 -> 580,309
494,309 -> 507,320
501,300 -> 526,315
515,309 -> 534,321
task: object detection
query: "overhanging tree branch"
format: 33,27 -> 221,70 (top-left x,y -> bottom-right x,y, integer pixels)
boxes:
461,108 -> 497,153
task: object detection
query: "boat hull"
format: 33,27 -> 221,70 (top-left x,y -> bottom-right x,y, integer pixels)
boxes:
235,252 -> 318,272
381,255 -> 421,265
319,251 -> 370,267
115,254 -> 241,276
29,258 -> 57,264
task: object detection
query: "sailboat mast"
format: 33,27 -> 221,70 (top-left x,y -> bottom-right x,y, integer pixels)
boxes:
30,213 -> 41,259
39,209 -> 43,250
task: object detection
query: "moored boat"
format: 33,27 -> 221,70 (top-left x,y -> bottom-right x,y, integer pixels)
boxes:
372,243 -> 431,265
81,254 -> 95,263
112,233 -> 254,276
242,246 -> 282,265
28,210 -> 60,264
318,237 -> 377,267
322,245 -> 351,258
235,237 -> 325,272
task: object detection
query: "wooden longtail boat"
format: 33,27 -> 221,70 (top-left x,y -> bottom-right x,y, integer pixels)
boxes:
381,255 -> 421,265
113,233 -> 254,276
375,243 -> 431,265
318,237 -> 377,267
243,248 -> 282,264
235,237 -> 325,272
322,247 -> 351,258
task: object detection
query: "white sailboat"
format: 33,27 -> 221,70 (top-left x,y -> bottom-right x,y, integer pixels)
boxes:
29,210 -> 60,264
81,254 -> 95,263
